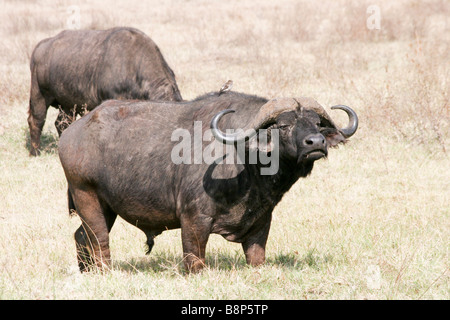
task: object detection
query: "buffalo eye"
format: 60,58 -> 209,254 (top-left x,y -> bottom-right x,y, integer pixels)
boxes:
279,124 -> 290,130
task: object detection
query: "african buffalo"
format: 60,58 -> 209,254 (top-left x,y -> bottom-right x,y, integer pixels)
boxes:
28,27 -> 182,156
58,91 -> 358,272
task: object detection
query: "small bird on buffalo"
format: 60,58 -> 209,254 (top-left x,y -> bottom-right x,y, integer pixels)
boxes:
218,80 -> 233,96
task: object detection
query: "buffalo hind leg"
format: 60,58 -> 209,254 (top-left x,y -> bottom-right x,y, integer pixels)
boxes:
71,188 -> 117,272
75,226 -> 96,272
27,95 -> 48,156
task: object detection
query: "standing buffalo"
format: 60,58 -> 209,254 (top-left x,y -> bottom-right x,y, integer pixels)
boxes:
28,27 -> 182,156
58,91 -> 358,272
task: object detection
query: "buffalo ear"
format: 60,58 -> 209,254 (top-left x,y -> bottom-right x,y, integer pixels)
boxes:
321,128 -> 346,147
248,128 -> 275,153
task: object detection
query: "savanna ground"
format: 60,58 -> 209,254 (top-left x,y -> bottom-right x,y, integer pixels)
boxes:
0,0 -> 448,300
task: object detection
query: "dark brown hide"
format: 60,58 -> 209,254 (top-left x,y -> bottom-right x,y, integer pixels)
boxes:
28,27 -> 182,156
58,92 -> 357,272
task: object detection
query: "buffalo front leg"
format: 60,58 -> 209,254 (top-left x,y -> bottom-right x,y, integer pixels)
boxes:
242,216 -> 272,267
180,217 -> 211,273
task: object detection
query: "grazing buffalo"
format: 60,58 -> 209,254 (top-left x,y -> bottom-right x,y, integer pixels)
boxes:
28,27 -> 182,156
58,91 -> 358,272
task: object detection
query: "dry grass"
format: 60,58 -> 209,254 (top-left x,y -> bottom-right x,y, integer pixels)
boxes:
0,0 -> 448,300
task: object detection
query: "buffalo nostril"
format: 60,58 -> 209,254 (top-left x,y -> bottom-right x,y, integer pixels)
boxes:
303,134 -> 325,147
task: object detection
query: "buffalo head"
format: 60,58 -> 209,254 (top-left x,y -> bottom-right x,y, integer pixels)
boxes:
210,97 -> 358,167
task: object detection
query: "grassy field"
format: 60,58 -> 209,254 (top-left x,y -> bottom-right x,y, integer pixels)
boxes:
0,0 -> 448,300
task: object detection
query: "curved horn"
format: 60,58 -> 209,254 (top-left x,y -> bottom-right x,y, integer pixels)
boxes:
330,105 -> 358,137
210,98 -> 359,144
210,109 -> 253,144
210,98 -> 298,144
295,98 -> 358,138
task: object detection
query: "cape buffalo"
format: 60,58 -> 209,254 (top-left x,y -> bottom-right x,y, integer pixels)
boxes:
58,91 -> 358,272
28,27 -> 182,156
